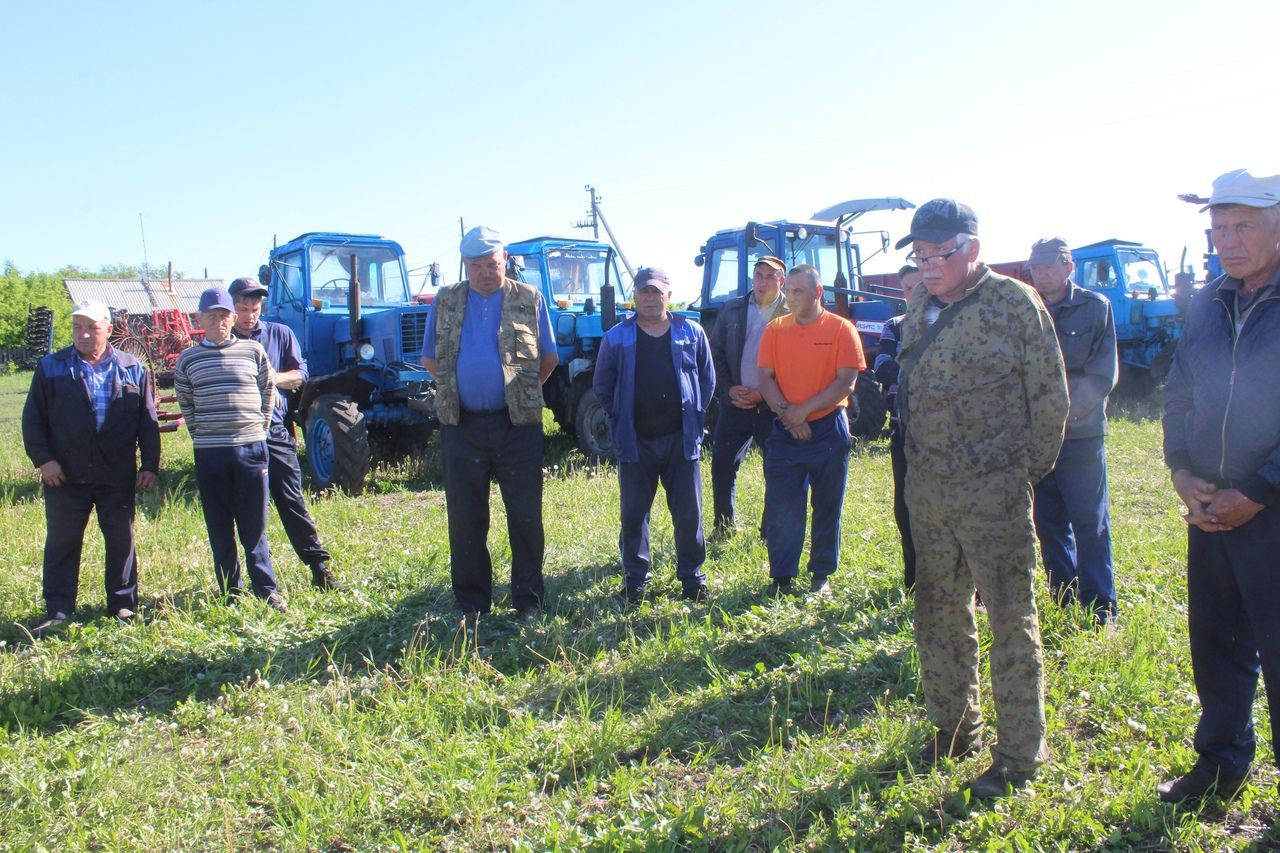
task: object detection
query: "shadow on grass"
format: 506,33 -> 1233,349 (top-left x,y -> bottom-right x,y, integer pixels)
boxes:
0,574 -> 462,734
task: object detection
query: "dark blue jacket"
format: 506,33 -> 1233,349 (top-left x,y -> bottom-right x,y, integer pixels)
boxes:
23,346 -> 161,486
593,314 -> 715,463
233,320 -> 307,431
1164,271 -> 1280,504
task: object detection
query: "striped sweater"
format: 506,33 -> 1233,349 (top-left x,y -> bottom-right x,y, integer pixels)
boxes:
175,339 -> 275,449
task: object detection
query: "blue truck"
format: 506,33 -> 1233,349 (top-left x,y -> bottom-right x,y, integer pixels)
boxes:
505,235 -> 630,458
694,198 -> 916,439
261,232 -> 435,494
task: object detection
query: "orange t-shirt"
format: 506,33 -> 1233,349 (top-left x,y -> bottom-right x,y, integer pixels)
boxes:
757,310 -> 865,421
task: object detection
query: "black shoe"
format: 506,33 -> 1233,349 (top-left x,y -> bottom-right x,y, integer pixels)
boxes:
456,610 -> 481,635
917,729 -> 983,767
1157,764 -> 1251,804
310,562 -> 341,591
969,763 -> 1035,798
265,593 -> 288,613
767,577 -> 794,597
615,586 -> 646,605
30,613 -> 68,640
516,605 -> 540,622
682,583 -> 711,602
810,575 -> 831,595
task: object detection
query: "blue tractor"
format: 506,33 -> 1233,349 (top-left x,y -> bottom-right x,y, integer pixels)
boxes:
262,232 -> 435,494
505,235 -> 630,458
694,198 -> 915,439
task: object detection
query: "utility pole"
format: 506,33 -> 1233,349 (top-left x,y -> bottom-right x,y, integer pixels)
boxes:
138,213 -> 151,280
573,185 -> 601,240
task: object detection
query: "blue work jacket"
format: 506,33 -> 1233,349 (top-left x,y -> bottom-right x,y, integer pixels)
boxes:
1164,270 -> 1280,504
593,314 -> 715,463
22,346 -> 161,486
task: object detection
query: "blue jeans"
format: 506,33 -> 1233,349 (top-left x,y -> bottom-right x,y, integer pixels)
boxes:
1186,500 -> 1280,777
710,402 -> 775,533
194,442 -> 276,598
1032,435 -> 1115,616
763,409 -> 852,579
618,432 -> 706,590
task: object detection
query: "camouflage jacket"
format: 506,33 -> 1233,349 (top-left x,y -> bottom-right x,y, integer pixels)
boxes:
899,265 -> 1068,481
432,278 -> 546,426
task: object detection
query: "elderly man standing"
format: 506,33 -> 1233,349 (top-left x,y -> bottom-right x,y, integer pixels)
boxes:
421,226 -> 558,624
176,288 -> 283,610
229,276 -> 339,591
594,267 -> 715,603
22,300 -> 160,638
1026,238 -> 1119,622
896,199 -> 1068,798
708,256 -> 789,538
757,264 -> 863,596
1159,169 -> 1280,804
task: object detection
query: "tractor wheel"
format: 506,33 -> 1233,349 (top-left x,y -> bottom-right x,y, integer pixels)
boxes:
305,394 -> 370,495
848,370 -> 887,440
1149,341 -> 1178,387
573,388 -> 614,462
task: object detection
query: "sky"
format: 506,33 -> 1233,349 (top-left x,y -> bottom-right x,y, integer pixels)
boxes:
4,0 -> 1279,302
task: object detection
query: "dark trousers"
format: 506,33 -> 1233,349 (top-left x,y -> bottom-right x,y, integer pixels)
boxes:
1186,500 -> 1280,777
1032,435 -> 1116,616
441,412 -> 545,613
710,402 -> 774,533
267,426 -> 330,569
763,409 -> 852,579
890,426 -> 916,590
194,442 -> 276,598
618,431 -> 706,590
42,482 -> 138,616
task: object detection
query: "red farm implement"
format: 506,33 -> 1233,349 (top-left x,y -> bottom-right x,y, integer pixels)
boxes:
110,308 -> 205,432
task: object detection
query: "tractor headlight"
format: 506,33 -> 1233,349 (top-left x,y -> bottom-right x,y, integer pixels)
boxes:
358,342 -> 376,362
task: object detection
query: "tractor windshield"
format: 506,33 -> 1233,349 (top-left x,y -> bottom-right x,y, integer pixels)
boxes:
308,244 -> 410,307
1118,250 -> 1168,296
784,229 -> 840,280
543,248 -> 626,302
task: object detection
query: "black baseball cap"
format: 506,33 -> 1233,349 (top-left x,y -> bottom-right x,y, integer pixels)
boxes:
229,276 -> 269,299
894,199 -> 979,250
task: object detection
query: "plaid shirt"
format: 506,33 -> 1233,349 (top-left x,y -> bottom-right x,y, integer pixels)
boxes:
77,350 -> 115,430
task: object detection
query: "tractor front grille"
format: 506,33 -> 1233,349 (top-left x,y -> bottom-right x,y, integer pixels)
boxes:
399,310 -> 430,359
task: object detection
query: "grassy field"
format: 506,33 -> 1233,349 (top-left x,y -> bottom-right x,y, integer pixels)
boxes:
0,368 -> 1276,851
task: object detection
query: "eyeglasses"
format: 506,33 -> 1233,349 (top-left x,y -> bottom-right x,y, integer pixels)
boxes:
906,246 -> 963,266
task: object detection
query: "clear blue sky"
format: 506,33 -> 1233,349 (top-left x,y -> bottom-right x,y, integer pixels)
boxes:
4,0 -> 1278,301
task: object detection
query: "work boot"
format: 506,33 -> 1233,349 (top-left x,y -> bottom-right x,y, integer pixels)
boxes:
766,577 -> 794,598
113,607 -> 137,623
615,585 -> 646,606
310,562 -> 340,591
968,763 -> 1035,798
809,575 -> 832,596
1157,764 -> 1251,804
30,613 -> 68,640
917,729 -> 983,767
681,583 -> 711,602
265,593 -> 288,613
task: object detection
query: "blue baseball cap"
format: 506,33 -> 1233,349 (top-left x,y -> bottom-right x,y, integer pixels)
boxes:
199,287 -> 235,313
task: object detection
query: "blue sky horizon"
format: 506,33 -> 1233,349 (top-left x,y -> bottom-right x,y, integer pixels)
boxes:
4,0 -> 1278,301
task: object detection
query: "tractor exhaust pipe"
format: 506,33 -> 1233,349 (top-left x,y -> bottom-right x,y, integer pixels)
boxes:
348,253 -> 361,344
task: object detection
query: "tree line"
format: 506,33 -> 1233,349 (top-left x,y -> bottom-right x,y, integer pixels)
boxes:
0,262 -> 183,351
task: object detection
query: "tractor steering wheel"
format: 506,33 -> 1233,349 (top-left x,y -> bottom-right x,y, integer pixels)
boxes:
314,278 -> 351,301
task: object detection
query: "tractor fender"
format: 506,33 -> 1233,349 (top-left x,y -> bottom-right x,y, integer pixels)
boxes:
296,368 -> 379,424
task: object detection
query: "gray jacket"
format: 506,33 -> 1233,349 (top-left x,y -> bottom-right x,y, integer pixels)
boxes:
1045,283 -> 1118,440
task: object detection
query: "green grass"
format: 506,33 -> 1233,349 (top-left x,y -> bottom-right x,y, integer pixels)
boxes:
0,370 -> 1276,850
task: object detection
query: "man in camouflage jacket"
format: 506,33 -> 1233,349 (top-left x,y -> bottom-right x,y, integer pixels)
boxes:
897,199 -> 1068,798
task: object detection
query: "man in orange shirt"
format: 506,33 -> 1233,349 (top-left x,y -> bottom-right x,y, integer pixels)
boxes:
757,264 -> 865,595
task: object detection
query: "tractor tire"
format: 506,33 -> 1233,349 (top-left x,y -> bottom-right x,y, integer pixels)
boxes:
305,394 -> 370,495
573,388 -> 614,462
1149,341 -> 1178,387
848,370 -> 887,440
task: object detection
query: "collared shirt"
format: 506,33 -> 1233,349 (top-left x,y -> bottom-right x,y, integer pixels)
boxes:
1220,276 -> 1280,337
233,320 -> 308,430
421,287 -> 555,412
76,349 -> 116,430
739,293 -> 782,389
